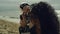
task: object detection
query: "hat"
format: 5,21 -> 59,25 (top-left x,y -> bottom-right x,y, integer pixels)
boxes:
20,2 -> 29,9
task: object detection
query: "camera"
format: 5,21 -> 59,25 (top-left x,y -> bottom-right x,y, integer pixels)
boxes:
25,13 -> 31,24
19,13 -> 31,33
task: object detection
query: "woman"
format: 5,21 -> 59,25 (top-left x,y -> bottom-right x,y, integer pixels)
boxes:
30,1 -> 59,34
19,2 -> 31,34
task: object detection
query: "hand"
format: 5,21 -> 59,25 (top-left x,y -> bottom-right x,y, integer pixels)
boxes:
28,22 -> 34,29
20,20 -> 26,27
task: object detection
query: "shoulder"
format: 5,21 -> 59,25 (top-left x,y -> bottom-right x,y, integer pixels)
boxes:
20,14 -> 23,20
20,15 -> 22,17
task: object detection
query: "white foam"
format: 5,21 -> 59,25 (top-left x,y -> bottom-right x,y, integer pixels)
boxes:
0,16 -> 20,23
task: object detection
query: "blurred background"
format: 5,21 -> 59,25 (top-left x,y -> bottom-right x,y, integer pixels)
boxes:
0,0 -> 60,17
0,0 -> 60,34
0,0 -> 60,22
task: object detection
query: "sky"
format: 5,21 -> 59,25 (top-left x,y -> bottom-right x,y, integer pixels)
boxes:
0,0 -> 60,17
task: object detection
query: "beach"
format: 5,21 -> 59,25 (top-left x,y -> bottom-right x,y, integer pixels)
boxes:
0,19 -> 20,34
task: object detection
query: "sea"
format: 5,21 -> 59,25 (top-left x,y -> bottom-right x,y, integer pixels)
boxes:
0,10 -> 60,23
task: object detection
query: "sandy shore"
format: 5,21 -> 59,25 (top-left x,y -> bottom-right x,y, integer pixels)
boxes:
0,19 -> 20,34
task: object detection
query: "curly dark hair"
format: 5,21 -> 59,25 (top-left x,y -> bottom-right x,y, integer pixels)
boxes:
31,1 -> 59,34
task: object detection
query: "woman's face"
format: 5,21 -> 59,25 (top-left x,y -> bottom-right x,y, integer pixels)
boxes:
22,5 -> 30,13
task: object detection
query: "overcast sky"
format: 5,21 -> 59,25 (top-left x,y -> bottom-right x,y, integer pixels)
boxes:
0,0 -> 60,17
